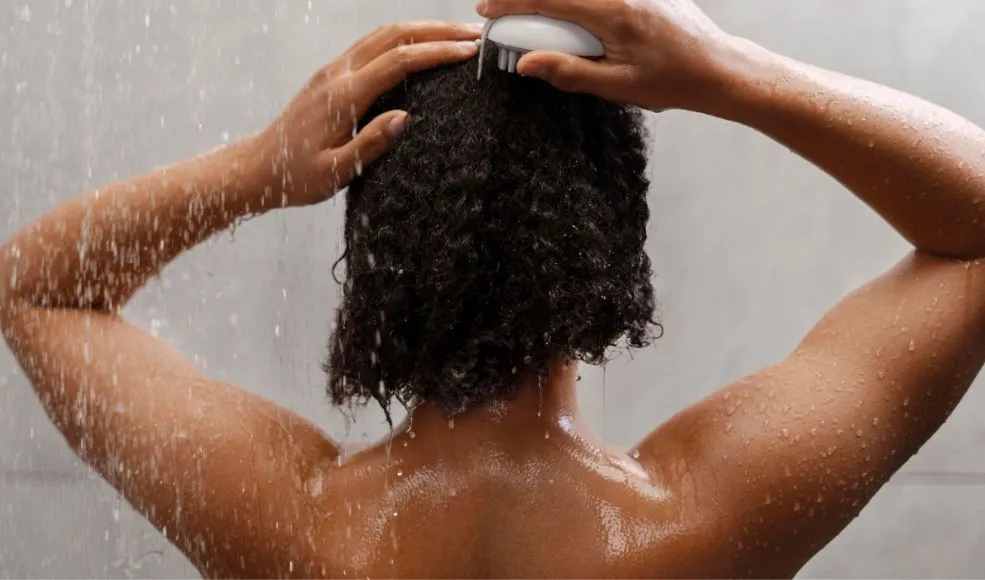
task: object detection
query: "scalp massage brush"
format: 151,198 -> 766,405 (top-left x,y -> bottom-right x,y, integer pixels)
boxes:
477,15 -> 605,79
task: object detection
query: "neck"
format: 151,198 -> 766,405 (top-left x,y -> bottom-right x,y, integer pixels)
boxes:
404,359 -> 585,435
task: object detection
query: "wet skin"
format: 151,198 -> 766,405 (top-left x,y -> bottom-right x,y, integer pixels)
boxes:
6,4 -> 985,579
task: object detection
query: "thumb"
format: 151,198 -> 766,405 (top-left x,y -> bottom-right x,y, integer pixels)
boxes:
326,110 -> 409,186
517,51 -> 611,94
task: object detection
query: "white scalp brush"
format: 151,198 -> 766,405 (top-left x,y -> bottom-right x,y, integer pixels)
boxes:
476,15 -> 605,80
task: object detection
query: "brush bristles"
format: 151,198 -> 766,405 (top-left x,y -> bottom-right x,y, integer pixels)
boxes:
496,48 -> 524,74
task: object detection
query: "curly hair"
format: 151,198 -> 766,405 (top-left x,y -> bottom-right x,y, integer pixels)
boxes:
326,53 -> 657,420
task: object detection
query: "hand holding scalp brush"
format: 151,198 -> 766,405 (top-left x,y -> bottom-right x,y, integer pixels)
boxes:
477,15 -> 604,79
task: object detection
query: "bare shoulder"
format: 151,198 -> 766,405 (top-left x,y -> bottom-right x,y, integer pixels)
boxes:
0,304 -> 342,577
634,252 -> 985,577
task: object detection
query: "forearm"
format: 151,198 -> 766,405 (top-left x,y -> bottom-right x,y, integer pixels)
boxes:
0,137 -> 271,312
705,37 -> 985,259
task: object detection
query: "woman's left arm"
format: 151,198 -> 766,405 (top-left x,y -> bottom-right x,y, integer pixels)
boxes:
0,22 -> 479,576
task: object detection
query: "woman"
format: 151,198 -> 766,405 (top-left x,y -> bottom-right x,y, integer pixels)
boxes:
3,1 -> 985,578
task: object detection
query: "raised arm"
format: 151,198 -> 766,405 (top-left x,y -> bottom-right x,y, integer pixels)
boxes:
479,0 -> 985,258
477,0 -> 985,576
0,23 -> 480,576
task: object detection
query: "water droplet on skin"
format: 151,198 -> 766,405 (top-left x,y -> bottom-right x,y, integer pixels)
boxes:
725,422 -> 734,433
793,502 -> 802,512
396,469 -> 403,477
544,432 -> 551,440
877,370 -> 886,380
448,419 -> 455,430
872,417 -> 880,426
903,397 -> 910,407
631,450 -> 641,460
408,430 -> 416,439
392,511 -> 398,518
908,340 -> 917,352
309,471 -> 324,498
764,494 -> 773,505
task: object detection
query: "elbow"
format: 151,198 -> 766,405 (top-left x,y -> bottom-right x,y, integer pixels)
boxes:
0,240 -> 35,332
0,246 -> 16,326
905,231 -> 985,263
912,245 -> 985,263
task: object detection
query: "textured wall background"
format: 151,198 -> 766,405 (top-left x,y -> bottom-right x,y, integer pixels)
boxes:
2,0 -> 984,577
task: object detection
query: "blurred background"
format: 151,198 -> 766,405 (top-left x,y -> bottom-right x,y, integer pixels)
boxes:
2,0 -> 984,577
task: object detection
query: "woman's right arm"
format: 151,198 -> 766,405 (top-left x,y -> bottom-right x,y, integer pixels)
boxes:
479,0 -> 985,258
479,0 -> 985,576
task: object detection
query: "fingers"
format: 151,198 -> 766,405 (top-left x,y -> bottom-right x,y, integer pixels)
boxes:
476,0 -> 609,26
321,111 -> 408,191
349,40 -> 479,119
344,21 -> 483,71
517,51 -> 624,97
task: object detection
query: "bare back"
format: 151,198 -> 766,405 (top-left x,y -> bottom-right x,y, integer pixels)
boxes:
281,425 -> 701,579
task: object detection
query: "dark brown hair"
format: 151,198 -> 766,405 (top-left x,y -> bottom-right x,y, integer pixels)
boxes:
326,53 -> 657,420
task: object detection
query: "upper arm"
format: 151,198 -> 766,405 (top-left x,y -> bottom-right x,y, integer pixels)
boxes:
1,305 -> 340,576
638,251 -> 985,577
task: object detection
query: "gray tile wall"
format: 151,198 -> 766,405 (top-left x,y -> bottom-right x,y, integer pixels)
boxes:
1,0 -> 983,577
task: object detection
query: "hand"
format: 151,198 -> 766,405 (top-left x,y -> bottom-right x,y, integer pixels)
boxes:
476,0 -> 732,112
252,22 -> 481,207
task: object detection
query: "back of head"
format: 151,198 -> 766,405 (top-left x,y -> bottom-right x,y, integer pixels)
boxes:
327,54 -> 656,418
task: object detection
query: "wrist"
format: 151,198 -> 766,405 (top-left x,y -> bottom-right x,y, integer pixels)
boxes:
217,132 -> 282,215
689,34 -> 789,121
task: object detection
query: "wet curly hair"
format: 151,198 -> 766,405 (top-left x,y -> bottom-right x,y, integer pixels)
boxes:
326,53 -> 657,420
